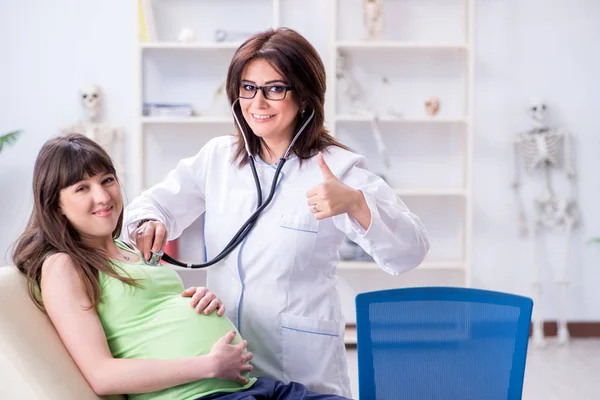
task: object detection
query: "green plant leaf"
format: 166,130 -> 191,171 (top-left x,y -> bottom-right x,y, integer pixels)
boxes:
0,130 -> 23,153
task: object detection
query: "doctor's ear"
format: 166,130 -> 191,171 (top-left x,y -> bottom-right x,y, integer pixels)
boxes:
300,101 -> 309,114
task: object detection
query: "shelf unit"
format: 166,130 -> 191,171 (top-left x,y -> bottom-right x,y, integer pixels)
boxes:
134,0 -> 475,343
336,41 -> 468,50
141,116 -> 233,125
140,42 -> 242,50
134,1 -> 283,195
336,115 -> 468,124
339,259 -> 463,271
328,0 -> 475,291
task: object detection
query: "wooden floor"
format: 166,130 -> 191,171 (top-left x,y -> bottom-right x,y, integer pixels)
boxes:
345,339 -> 600,399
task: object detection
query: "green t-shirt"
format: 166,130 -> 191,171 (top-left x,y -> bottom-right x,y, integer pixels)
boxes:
96,242 -> 256,400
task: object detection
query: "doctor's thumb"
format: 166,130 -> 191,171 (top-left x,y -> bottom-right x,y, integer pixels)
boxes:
317,152 -> 335,180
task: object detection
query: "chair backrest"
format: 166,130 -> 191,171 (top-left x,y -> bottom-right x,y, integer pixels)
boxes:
0,265 -> 124,400
356,287 -> 533,400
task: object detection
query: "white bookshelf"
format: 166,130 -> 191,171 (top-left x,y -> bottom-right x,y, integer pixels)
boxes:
339,259 -> 464,271
336,115 -> 468,124
141,116 -> 232,125
140,42 -> 242,50
329,0 -> 475,296
393,188 -> 467,197
335,41 -> 468,51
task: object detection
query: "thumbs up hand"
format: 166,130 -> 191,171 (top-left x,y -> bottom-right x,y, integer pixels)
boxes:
306,152 -> 365,221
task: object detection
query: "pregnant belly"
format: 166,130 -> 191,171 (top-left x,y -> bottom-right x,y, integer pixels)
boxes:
109,295 -> 242,360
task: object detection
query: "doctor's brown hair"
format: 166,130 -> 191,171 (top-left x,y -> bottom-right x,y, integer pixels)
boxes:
226,27 -> 350,167
12,134 -> 137,310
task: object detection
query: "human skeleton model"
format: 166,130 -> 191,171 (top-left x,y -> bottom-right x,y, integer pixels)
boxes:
62,85 -> 126,183
512,100 -> 577,347
363,0 -> 383,41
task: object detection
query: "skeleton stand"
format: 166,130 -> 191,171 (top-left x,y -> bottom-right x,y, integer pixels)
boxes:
513,126 -> 577,347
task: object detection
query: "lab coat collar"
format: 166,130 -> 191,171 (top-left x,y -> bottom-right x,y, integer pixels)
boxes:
255,153 -> 298,169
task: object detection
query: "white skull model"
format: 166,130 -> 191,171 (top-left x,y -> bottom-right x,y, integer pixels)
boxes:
80,84 -> 103,120
528,98 -> 547,128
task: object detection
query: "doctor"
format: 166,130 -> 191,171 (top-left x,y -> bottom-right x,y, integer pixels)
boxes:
124,27 -> 429,397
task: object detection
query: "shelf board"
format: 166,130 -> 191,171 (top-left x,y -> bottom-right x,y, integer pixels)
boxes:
139,42 -> 241,50
394,188 -> 467,197
336,41 -> 468,50
336,115 -> 467,124
338,260 -> 464,271
141,116 -> 233,124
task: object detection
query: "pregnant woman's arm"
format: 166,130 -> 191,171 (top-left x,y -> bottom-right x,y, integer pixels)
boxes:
41,253 -> 252,395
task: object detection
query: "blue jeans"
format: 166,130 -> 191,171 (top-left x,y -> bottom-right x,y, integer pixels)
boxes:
197,377 -> 352,400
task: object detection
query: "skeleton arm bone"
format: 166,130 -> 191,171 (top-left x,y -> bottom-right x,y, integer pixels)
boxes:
513,138 -> 528,236
562,129 -> 575,179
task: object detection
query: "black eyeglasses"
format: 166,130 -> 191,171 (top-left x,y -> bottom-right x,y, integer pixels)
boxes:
239,83 -> 292,101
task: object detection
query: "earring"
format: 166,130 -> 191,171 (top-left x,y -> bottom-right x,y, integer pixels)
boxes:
301,108 -> 306,116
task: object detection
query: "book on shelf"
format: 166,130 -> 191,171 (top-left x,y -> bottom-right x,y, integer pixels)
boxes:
138,0 -> 157,42
143,103 -> 194,118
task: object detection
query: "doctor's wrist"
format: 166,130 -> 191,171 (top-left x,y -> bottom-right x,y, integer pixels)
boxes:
349,189 -> 367,215
129,218 -> 159,243
348,190 -> 371,230
136,218 -> 158,229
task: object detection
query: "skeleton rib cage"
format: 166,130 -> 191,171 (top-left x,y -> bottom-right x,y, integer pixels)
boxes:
516,127 -> 565,172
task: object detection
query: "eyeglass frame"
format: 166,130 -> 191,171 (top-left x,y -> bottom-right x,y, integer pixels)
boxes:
238,83 -> 293,101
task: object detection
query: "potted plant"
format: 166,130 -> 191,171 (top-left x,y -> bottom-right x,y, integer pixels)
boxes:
0,130 -> 22,154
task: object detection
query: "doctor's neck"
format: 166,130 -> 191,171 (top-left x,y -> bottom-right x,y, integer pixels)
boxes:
259,137 -> 292,165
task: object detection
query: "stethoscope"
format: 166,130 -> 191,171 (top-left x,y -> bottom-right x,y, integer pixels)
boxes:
151,98 -> 315,268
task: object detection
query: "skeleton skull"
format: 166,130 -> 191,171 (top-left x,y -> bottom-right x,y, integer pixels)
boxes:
80,84 -> 103,120
528,98 -> 547,125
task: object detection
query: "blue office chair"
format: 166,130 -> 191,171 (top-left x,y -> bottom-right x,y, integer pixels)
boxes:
355,287 -> 533,400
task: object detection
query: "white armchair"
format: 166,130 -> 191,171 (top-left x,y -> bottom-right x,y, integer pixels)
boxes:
0,265 -> 125,400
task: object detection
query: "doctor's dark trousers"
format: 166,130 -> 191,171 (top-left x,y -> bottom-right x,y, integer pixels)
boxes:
196,377 -> 352,400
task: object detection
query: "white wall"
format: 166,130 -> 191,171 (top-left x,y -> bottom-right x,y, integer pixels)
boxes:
0,0 -> 138,259
1,0 -> 599,320
472,0 -> 600,321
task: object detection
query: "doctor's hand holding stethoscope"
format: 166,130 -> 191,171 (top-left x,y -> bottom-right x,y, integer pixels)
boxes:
124,27 -> 429,398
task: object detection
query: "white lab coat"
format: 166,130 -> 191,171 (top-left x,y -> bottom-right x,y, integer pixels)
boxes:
124,135 -> 429,397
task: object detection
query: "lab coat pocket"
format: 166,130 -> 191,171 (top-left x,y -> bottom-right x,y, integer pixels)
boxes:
279,213 -> 319,271
281,313 -> 344,393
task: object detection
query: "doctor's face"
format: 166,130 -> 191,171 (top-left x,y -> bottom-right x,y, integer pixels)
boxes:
239,59 -> 301,144
59,172 -> 123,241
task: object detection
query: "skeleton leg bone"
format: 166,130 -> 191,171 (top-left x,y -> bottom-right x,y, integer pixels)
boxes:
555,217 -> 574,345
530,217 -> 547,348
